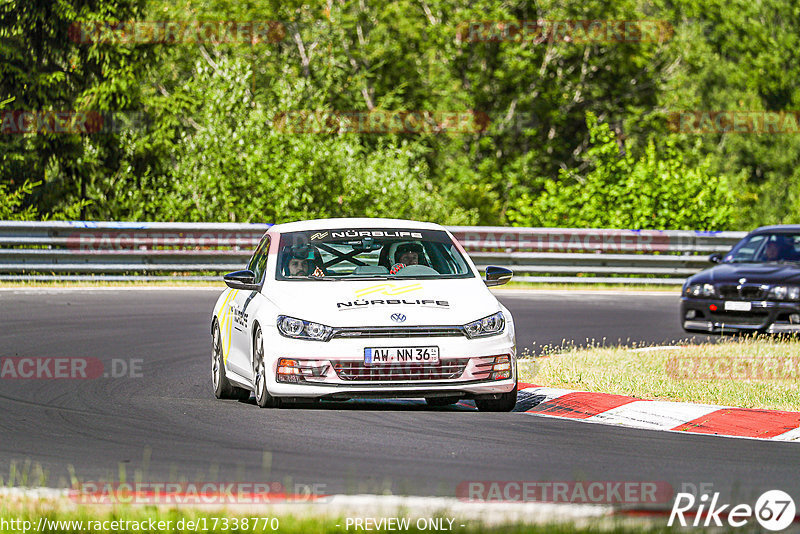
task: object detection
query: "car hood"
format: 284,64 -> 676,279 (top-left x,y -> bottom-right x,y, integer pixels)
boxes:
266,278 -> 501,326
689,263 -> 800,285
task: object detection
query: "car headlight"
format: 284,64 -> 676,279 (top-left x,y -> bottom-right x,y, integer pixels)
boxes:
277,316 -> 333,341
463,312 -> 505,339
685,283 -> 716,298
768,286 -> 800,301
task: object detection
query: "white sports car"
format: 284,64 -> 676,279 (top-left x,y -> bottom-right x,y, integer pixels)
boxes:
210,218 -> 518,411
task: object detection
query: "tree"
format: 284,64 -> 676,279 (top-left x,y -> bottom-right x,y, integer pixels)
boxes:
507,113 -> 735,230
0,0 -> 146,216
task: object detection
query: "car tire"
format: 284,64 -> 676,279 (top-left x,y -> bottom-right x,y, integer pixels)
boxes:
253,325 -> 281,408
425,396 -> 461,407
212,321 -> 250,400
475,384 -> 517,412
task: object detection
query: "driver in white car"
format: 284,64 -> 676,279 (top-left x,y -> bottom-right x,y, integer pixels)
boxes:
288,255 -> 311,277
285,246 -> 325,277
390,242 -> 424,274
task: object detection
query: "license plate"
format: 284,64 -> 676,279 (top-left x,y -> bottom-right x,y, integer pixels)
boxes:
724,301 -> 752,312
364,346 -> 440,365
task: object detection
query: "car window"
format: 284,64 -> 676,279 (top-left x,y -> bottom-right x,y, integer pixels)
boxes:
726,234 -> 765,262
275,228 -> 474,280
247,234 -> 270,283
725,233 -> 800,262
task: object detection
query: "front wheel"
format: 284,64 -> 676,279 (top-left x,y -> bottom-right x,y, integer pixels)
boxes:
253,326 -> 281,408
475,385 -> 517,412
212,321 -> 250,400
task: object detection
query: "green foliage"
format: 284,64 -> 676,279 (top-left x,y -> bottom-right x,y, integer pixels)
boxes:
103,56 -> 477,223
0,0 -> 798,230
508,113 -> 735,230
0,180 -> 39,220
0,0 -> 147,216
656,0 -> 800,227
0,178 -> 92,220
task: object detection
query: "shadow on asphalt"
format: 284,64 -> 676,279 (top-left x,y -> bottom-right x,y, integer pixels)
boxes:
235,396 -> 481,411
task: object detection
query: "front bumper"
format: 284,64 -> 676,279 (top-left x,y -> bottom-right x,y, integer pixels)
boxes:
264,326 -> 517,399
681,297 -> 800,334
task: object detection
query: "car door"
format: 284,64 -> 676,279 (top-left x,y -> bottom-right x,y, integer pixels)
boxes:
225,234 -> 270,381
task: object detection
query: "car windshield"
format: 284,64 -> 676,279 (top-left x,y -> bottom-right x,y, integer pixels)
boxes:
724,232 -> 800,263
275,228 -> 474,280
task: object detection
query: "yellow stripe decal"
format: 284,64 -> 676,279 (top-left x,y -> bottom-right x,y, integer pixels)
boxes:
224,289 -> 239,365
217,289 -> 238,365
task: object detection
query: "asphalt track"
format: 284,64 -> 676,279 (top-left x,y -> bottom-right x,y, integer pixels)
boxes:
0,288 -> 797,506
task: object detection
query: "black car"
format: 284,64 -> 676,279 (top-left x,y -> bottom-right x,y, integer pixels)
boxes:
681,225 -> 800,334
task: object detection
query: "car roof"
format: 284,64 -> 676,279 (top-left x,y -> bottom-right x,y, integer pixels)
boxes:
751,224 -> 800,234
269,218 -> 447,234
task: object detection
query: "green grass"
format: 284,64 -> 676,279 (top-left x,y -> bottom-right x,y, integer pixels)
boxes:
519,336 -> 800,411
0,465 -> 673,533
0,501 -> 676,534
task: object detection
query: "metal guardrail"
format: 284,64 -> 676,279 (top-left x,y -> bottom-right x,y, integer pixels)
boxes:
0,221 -> 748,284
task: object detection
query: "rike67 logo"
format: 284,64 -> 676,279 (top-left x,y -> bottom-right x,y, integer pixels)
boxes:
669,490 -> 796,531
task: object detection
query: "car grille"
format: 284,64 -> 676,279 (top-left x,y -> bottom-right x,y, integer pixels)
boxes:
716,283 -> 769,301
330,326 -> 465,339
331,359 -> 469,381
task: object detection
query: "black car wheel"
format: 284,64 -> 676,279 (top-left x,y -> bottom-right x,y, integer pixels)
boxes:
212,321 -> 250,400
253,326 -> 281,408
475,384 -> 518,412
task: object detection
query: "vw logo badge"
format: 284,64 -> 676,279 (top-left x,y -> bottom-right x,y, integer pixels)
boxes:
391,313 -> 406,323
739,278 -> 747,284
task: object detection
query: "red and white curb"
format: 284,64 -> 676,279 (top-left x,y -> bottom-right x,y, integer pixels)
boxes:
517,383 -> 800,441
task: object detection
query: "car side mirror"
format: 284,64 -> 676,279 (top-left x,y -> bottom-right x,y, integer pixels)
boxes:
224,270 -> 259,290
484,266 -> 513,287
708,253 -> 723,264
